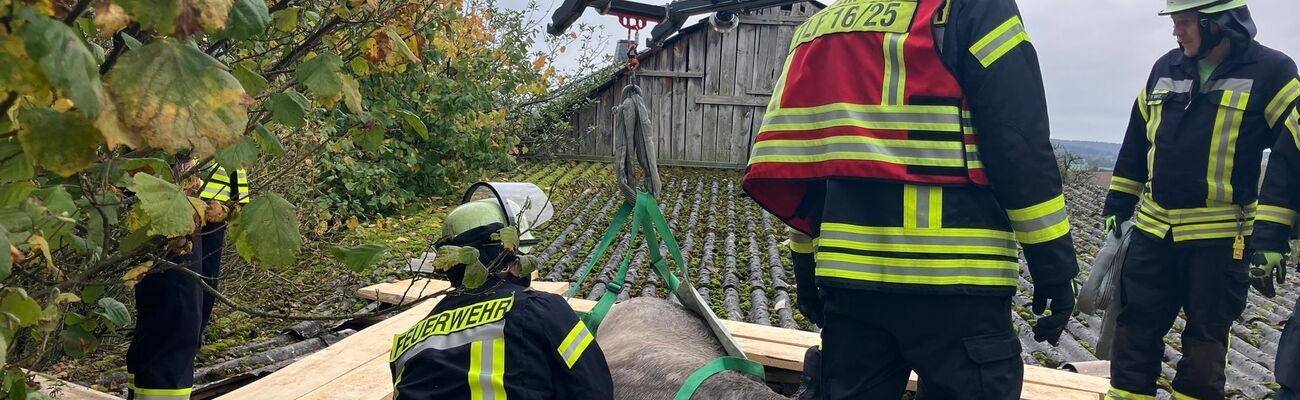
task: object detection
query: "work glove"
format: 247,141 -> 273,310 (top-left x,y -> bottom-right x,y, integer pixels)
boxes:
1104,215 -> 1119,239
1250,251 -> 1287,298
1032,282 -> 1077,346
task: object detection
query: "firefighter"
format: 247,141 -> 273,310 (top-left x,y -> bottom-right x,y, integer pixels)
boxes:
743,0 -> 1078,398
126,159 -> 248,400
389,198 -> 614,399
1256,101 -> 1299,396
1100,1 -> 1300,398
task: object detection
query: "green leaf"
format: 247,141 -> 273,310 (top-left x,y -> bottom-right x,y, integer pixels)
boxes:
16,108 -> 104,177
0,183 -> 36,209
397,110 -> 429,140
60,324 -> 98,358
222,0 -> 271,39
232,63 -> 269,96
0,334 -> 7,368
328,244 -> 388,272
19,8 -> 104,118
119,225 -> 154,253
517,255 -> 540,276
353,125 -> 384,152
231,194 -> 301,267
5,369 -> 27,399
35,187 -> 76,219
129,173 -> 195,237
0,141 -> 36,185
96,297 -> 132,328
106,38 -> 249,158
268,90 -> 310,127
1,289 -> 41,327
115,0 -> 181,34
120,32 -> 143,49
253,124 -> 286,157
215,136 -> 259,171
0,32 -> 49,94
497,226 -> 519,251
114,158 -> 174,181
463,262 -> 488,289
81,286 -> 105,305
296,52 -> 343,99
271,7 -> 299,32
338,73 -> 364,113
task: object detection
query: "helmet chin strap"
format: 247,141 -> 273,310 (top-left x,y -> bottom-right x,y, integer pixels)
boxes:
1194,15 -> 1226,60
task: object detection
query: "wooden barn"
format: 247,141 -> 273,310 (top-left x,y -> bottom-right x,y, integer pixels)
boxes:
561,2 -> 824,168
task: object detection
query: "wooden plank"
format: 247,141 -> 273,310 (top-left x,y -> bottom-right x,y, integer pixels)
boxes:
550,154 -> 745,170
354,279 -> 570,304
714,27 -> 740,163
30,372 -> 119,400
701,29 -> 722,163
753,25 -> 778,93
296,353 -> 392,400
697,95 -> 771,107
352,282 -> 1108,400
219,299 -> 439,400
738,15 -> 804,26
672,40 -> 689,162
731,24 -> 758,166
627,70 -> 703,79
657,48 -> 674,161
685,31 -> 707,162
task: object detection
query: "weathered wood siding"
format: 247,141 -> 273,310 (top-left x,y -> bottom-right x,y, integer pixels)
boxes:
562,3 -> 820,168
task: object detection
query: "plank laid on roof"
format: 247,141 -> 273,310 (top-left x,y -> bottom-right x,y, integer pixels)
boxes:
29,371 -> 120,400
355,280 -> 1110,400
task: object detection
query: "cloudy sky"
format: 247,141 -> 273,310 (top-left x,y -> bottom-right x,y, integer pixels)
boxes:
505,0 -> 1300,143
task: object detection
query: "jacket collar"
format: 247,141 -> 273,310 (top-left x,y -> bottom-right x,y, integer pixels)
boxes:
1171,40 -> 1260,72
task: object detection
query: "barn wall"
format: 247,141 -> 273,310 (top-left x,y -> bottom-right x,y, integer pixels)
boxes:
562,3 -> 819,168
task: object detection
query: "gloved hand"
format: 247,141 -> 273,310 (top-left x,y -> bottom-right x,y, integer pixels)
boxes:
1104,215 -> 1119,239
1032,282 -> 1077,345
1250,251 -> 1287,298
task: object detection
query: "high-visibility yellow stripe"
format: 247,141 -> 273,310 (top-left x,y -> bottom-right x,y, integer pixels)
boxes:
818,238 -> 1018,257
558,321 -> 594,368
1171,390 -> 1200,400
748,151 -> 967,167
1109,175 -> 1144,196
818,251 -> 1017,269
1287,108 -> 1300,148
815,267 -> 1019,287
969,16 -> 1031,67
1207,91 -> 1248,205
903,185 -> 919,229
928,186 -> 943,228
469,339 -> 507,400
821,222 -> 1016,240
1257,205 -> 1297,226
1146,91 -> 1165,189
881,32 -> 908,105
1005,195 -> 1071,244
1136,88 -> 1150,121
1266,78 -> 1300,127
132,387 -> 193,400
765,103 -> 962,118
1106,387 -> 1156,400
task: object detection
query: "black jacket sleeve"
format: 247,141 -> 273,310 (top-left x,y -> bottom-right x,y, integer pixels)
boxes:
949,0 -> 1078,286
1102,83 -> 1155,221
526,292 -> 614,400
1254,103 -> 1300,253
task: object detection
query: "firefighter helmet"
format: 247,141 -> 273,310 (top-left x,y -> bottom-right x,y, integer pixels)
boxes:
1159,0 -> 1247,15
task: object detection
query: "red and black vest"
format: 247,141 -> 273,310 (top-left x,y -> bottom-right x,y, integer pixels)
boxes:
743,0 -> 986,234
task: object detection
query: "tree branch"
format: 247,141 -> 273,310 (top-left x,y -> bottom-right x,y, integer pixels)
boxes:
265,16 -> 343,78
166,260 -> 435,321
62,0 -> 92,25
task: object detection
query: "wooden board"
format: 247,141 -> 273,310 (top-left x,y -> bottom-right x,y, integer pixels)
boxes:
29,372 -> 120,400
353,281 -> 1109,400
221,281 -> 572,400
353,279 -> 570,305
685,32 -> 707,162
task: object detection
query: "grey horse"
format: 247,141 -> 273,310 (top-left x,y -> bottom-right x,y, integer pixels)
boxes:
598,297 -> 789,400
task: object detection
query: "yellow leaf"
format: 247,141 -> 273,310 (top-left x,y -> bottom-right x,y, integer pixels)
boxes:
314,220 -> 328,235
532,54 -> 547,71
338,73 -> 364,113
122,261 -> 155,289
53,292 -> 80,305
94,1 -> 131,38
346,216 -> 360,230
187,196 -> 209,228
396,236 -> 408,243
52,98 -> 75,112
27,234 -> 56,274
559,46 -> 566,54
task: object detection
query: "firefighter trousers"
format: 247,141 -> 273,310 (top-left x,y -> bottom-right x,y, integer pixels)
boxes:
1109,231 -> 1249,399
820,288 -> 1022,400
1276,297 -> 1300,399
126,223 -> 226,399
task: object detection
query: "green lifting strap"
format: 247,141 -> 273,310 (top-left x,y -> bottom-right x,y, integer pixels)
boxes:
565,203 -> 634,299
673,356 -> 767,400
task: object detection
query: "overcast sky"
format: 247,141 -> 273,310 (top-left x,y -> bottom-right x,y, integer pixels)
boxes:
507,0 -> 1300,143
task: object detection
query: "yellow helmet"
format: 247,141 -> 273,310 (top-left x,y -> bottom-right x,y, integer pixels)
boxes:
1159,0 -> 1247,15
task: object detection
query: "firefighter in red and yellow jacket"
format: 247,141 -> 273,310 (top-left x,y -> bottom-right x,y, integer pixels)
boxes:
1101,1 -> 1299,398
743,0 -> 1078,398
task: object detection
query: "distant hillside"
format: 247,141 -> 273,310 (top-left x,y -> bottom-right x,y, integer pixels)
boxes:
1052,139 -> 1121,170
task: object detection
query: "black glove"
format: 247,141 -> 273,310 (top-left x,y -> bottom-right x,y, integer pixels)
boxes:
792,251 -> 824,326
1249,251 -> 1286,298
1032,282 -> 1077,345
